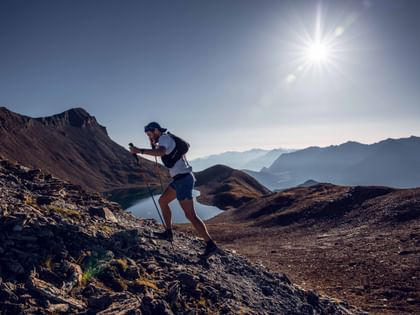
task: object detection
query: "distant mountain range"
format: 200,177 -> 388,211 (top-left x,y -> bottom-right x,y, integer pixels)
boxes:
246,136 -> 420,190
189,148 -> 294,171
0,107 -> 169,192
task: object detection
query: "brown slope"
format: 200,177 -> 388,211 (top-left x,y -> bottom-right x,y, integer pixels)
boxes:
193,164 -> 271,210
0,158 -> 362,315
177,183 -> 420,314
0,107 -> 169,192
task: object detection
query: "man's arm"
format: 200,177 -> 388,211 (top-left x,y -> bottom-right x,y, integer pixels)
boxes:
130,145 -> 166,157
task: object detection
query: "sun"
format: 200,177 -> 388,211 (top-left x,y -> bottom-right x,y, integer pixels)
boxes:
283,3 -> 355,84
305,40 -> 331,64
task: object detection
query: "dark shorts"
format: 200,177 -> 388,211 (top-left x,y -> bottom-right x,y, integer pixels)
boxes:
169,172 -> 196,201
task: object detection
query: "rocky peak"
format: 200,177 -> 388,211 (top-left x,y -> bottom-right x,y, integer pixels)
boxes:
62,107 -> 93,127
0,106 -> 107,134
36,107 -> 108,134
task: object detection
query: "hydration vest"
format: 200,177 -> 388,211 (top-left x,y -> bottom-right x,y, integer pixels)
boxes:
160,132 -> 190,168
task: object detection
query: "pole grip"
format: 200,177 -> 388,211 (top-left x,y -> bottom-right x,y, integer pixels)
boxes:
129,143 -> 139,162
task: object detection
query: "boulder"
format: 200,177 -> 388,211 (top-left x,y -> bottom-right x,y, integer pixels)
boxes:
177,272 -> 198,289
89,207 -> 118,223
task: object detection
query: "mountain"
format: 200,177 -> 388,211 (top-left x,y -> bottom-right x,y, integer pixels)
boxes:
0,107 -> 169,192
189,148 -> 293,172
298,179 -> 320,187
0,158 -> 361,314
250,136 -> 420,190
194,164 -> 271,210
242,148 -> 294,171
199,183 -> 420,314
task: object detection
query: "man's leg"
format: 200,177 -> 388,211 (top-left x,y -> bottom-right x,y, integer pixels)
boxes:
158,185 -> 177,229
179,199 -> 212,242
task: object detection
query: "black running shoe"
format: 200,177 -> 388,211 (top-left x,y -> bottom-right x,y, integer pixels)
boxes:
200,240 -> 219,259
155,229 -> 173,242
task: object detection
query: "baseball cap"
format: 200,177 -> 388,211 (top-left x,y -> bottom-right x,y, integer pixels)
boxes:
144,121 -> 167,133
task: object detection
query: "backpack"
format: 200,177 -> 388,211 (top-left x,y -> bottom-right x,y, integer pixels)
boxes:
160,131 -> 190,168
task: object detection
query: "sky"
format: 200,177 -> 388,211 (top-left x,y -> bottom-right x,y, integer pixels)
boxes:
1,0 -> 420,159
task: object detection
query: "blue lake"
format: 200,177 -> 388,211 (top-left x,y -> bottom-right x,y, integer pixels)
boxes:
107,188 -> 223,224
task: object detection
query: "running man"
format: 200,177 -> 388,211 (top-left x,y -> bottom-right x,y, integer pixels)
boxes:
129,121 -> 219,258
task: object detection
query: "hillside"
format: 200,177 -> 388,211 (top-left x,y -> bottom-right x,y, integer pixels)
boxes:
252,136 -> 420,190
0,157 -> 361,314
0,107 -> 169,192
194,164 -> 271,210
178,183 -> 420,314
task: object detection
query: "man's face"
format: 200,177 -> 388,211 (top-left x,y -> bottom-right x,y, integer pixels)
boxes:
146,129 -> 160,141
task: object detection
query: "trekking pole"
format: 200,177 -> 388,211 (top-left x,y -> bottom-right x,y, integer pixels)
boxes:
148,140 -> 165,194
129,143 -> 166,228
154,156 -> 165,195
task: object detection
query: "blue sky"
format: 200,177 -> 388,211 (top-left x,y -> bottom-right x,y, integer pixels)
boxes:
1,0 -> 420,158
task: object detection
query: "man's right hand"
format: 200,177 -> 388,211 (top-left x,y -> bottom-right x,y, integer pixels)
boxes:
149,137 -> 157,149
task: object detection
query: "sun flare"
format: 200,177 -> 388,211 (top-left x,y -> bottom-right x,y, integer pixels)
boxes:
283,4 -> 356,84
305,41 -> 331,64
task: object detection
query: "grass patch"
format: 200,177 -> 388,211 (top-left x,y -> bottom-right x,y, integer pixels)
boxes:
116,258 -> 128,272
82,265 -> 102,285
43,256 -> 53,270
135,277 -> 159,290
81,255 -> 109,286
49,206 -> 81,218
24,195 -> 38,208
198,297 -> 207,306
101,225 -> 114,235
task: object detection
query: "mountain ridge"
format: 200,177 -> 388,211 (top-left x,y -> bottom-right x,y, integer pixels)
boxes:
34,107 -> 107,131
248,136 -> 420,190
190,148 -> 294,171
0,106 -> 169,192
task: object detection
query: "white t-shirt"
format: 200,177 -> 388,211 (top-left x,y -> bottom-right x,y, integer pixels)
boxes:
158,133 -> 193,177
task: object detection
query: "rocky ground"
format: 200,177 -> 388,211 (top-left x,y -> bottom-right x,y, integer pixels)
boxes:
177,184 -> 420,314
0,158 -> 362,314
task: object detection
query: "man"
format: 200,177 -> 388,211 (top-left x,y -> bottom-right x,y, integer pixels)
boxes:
129,121 -> 219,258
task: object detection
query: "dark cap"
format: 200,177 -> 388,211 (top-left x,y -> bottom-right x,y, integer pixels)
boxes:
144,121 -> 167,133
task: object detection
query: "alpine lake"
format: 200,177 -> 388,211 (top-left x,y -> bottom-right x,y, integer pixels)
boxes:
105,187 -> 223,224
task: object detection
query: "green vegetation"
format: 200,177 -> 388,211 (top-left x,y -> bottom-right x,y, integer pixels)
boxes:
48,206 -> 81,218
81,255 -> 108,285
